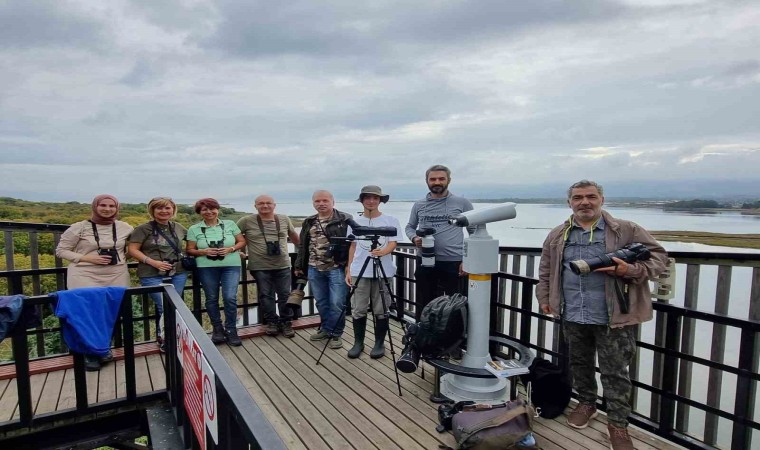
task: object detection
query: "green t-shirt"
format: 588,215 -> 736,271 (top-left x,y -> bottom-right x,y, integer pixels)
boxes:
129,221 -> 188,278
186,220 -> 242,268
237,214 -> 296,271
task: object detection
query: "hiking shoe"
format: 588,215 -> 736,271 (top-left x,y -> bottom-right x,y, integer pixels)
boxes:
328,336 -> 343,349
265,322 -> 280,336
211,325 -> 226,344
310,330 -> 329,341
281,321 -> 295,338
607,424 -> 634,450
567,403 -> 598,429
84,355 -> 101,372
226,328 -> 242,347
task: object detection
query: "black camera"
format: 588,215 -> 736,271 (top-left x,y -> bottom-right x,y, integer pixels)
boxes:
97,248 -> 119,265
266,241 -> 282,256
396,323 -> 422,373
206,241 -> 225,261
569,242 -> 652,275
162,259 -> 178,276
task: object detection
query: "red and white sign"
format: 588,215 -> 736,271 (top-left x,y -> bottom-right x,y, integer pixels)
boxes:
176,315 -> 218,449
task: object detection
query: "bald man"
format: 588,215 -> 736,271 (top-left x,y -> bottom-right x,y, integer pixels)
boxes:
294,190 -> 353,349
237,195 -> 300,337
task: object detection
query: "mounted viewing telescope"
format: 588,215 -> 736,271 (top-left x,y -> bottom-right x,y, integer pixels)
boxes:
441,202 -> 518,403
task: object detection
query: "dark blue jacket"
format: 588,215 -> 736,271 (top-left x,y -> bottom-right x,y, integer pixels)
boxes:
54,287 -> 126,357
0,295 -> 24,343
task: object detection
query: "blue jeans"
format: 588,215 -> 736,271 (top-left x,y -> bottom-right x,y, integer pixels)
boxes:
308,266 -> 347,336
197,266 -> 240,331
251,268 -> 292,323
140,273 -> 189,339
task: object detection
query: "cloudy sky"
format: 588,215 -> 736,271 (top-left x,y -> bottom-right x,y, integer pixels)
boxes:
1,0 -> 759,204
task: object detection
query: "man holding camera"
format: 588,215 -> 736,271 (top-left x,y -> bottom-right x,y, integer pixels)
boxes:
344,185 -> 405,359
405,164 -> 473,321
295,190 -> 352,349
537,180 -> 667,450
237,195 -> 300,338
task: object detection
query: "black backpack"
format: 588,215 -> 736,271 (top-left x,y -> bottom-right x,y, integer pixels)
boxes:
520,357 -> 572,419
415,294 -> 468,357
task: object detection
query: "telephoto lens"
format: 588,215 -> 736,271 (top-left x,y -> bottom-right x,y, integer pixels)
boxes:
569,243 -> 651,275
416,228 -> 436,267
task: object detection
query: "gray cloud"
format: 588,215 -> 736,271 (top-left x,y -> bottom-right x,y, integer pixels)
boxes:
1,0 -> 759,203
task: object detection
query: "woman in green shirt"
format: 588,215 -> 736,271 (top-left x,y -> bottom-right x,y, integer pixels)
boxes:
185,198 -> 245,346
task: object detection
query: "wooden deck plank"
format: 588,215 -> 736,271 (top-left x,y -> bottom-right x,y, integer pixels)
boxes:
35,370 -> 64,415
239,338 -> 368,450
219,346 -> 308,450
135,356 -> 153,395
146,353 -> 166,391
116,358 -> 126,399
284,328 -> 452,449
11,373 -> 46,420
0,378 -> 17,422
255,336 -> 400,450
56,369 -> 76,411
219,345 -> 322,450
95,360 -> 116,404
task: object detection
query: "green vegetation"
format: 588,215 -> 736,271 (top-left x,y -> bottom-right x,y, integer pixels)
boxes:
650,231 -> 760,250
663,199 -> 722,210
0,196 -> 248,229
741,200 -> 760,209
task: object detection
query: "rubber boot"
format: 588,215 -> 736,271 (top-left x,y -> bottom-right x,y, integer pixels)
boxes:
347,317 -> 366,359
370,318 -> 389,359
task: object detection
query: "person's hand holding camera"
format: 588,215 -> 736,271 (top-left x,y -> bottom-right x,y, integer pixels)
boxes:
412,237 -> 422,247
149,259 -> 174,272
81,253 -> 115,265
594,256 -> 630,276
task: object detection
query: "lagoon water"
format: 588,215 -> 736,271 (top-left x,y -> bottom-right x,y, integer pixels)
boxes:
229,201 -> 760,253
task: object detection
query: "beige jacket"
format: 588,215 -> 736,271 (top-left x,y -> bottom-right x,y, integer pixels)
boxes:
536,210 -> 668,328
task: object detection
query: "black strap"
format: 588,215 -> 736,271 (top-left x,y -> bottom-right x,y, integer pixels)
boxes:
200,222 -> 225,244
152,221 -> 184,257
256,215 -> 281,243
89,221 -> 117,250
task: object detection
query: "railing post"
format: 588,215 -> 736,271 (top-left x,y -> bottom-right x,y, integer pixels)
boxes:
731,327 -> 756,450
191,268 -> 203,323
121,292 -> 137,402
659,309 -> 681,437
394,252 -> 405,321
11,314 -> 33,426
519,281 -> 533,345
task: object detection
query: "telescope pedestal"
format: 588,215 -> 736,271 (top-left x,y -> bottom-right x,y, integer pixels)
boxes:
439,227 -> 508,403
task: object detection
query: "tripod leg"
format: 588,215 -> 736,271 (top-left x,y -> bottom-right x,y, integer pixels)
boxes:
375,259 -> 403,396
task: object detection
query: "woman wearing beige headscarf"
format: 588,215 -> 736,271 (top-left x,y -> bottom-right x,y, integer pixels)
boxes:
55,194 -> 134,288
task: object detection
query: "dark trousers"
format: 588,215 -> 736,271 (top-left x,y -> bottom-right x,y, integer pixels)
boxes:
251,268 -> 293,324
414,259 -> 466,321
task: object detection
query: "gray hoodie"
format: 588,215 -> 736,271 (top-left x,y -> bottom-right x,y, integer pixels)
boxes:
405,192 -> 474,261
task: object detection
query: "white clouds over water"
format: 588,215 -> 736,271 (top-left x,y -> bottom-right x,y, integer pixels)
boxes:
1,0 -> 759,202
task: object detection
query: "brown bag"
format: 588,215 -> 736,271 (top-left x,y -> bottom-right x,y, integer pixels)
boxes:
451,399 -> 537,449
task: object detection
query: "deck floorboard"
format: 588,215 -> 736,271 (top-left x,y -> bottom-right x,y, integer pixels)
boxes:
221,318 -> 684,450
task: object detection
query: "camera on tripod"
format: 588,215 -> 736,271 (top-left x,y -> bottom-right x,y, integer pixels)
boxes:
569,242 -> 651,275
206,240 -> 225,260
97,248 -> 119,265
416,228 -> 435,267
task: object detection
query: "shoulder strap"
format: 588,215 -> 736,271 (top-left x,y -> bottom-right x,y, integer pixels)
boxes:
153,221 -> 184,256
256,215 -> 281,241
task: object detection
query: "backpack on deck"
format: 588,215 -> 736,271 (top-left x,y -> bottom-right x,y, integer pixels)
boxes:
520,356 -> 572,419
415,293 -> 468,357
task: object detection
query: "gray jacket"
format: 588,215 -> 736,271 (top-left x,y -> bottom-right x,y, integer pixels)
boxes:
404,192 -> 474,261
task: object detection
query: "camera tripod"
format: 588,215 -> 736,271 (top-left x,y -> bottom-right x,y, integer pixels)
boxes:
315,235 -> 403,396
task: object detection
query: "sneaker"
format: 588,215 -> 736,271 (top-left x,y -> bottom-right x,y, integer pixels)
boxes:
265,322 -> 280,336
328,336 -> 343,349
607,424 -> 634,450
567,403 -> 598,429
226,328 -> 242,347
309,329 -> 329,341
211,325 -> 226,344
281,322 -> 295,338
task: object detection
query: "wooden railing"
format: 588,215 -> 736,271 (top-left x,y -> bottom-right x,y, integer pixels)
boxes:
2,222 -> 759,449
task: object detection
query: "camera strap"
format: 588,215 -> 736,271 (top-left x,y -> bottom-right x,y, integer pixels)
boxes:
256,215 -> 280,244
89,220 -> 117,250
152,221 -> 183,257
200,222 -> 225,246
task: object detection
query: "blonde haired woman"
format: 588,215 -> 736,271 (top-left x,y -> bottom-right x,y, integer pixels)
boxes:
128,197 -> 189,351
